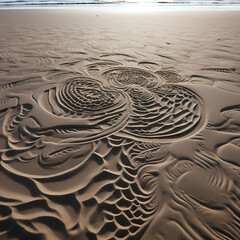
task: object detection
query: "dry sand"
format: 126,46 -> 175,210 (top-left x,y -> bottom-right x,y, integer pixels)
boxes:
0,5 -> 240,240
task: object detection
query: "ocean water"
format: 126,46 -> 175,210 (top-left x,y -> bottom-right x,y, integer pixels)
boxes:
0,0 -> 240,5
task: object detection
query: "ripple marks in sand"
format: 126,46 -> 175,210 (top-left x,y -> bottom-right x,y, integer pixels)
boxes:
38,77 -> 131,135
58,78 -> 117,113
125,85 -> 205,142
0,139 -> 157,240
1,76 -> 133,178
103,67 -> 206,142
138,61 -> 159,70
207,105 -> 240,133
103,67 -> 161,88
0,66 -> 210,240
2,91 -> 131,178
201,68 -> 236,73
155,70 -> 186,83
0,77 -> 42,92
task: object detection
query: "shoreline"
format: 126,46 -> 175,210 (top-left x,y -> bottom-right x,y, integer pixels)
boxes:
0,3 -> 240,11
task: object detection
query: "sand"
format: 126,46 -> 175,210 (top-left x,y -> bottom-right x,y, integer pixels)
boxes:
0,5 -> 239,240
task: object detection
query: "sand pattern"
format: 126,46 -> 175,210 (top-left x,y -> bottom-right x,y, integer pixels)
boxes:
0,9 -> 240,240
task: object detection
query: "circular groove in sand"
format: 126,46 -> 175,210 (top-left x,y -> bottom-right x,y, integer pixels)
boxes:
103,67 -> 207,142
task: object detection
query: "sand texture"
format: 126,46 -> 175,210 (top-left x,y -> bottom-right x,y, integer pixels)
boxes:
0,7 -> 240,240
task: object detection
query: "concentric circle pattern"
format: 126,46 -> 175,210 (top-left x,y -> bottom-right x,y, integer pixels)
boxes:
58,78 -> 117,113
103,67 -> 161,88
103,67 -> 206,142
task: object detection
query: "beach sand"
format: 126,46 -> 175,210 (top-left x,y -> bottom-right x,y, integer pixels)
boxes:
0,5 -> 239,240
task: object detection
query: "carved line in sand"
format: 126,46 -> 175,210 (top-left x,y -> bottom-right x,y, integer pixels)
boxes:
206,105 -> 240,133
201,67 -> 236,73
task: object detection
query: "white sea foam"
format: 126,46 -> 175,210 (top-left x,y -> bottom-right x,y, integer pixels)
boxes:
0,0 -> 239,6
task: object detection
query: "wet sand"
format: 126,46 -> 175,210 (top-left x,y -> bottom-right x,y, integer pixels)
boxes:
0,6 -> 240,240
